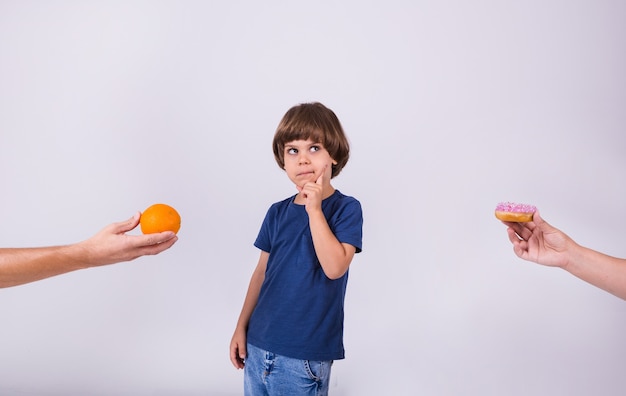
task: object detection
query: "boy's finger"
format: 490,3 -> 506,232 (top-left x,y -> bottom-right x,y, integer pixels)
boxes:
316,164 -> 329,185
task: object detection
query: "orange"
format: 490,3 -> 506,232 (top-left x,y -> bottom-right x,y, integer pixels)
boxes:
140,203 -> 181,234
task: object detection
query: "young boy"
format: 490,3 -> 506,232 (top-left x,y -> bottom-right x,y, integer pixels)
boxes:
230,102 -> 363,395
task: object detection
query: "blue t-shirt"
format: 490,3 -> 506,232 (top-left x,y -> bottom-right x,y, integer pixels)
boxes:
247,190 -> 363,361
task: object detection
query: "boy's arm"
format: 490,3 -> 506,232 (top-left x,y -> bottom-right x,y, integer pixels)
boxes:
299,165 -> 357,280
307,210 -> 356,280
0,213 -> 177,288
230,251 -> 268,369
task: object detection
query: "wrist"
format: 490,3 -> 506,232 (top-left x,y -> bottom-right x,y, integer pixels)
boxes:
306,206 -> 324,217
561,241 -> 586,273
67,241 -> 99,269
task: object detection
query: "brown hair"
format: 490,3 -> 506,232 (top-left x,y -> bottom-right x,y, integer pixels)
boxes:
272,102 -> 350,178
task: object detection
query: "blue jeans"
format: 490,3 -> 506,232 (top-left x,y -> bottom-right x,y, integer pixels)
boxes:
244,343 -> 333,396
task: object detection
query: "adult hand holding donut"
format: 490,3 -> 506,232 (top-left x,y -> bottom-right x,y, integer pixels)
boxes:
503,211 -> 571,268
499,204 -> 626,300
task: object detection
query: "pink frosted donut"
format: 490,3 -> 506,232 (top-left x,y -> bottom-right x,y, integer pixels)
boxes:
495,202 -> 537,222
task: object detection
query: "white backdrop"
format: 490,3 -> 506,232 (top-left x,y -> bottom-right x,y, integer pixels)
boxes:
1,1 -> 625,395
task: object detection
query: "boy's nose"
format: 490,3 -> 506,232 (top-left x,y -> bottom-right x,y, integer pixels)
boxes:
298,154 -> 310,164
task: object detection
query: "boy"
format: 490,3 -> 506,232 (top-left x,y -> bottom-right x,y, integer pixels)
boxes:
230,102 -> 363,395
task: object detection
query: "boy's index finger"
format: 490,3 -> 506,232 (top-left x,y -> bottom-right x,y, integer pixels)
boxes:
316,164 -> 329,185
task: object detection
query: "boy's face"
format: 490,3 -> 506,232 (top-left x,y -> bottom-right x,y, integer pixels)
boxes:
283,139 -> 337,188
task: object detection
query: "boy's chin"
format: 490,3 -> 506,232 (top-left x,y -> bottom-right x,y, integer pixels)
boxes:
294,176 -> 315,186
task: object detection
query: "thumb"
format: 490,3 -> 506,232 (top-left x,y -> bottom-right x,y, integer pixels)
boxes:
112,212 -> 141,234
532,210 -> 544,224
239,343 -> 247,360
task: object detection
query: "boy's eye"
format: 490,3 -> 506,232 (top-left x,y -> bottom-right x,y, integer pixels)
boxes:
287,148 -> 298,155
310,145 -> 321,152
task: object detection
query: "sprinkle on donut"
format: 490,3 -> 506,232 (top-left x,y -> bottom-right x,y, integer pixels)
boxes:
495,202 -> 536,222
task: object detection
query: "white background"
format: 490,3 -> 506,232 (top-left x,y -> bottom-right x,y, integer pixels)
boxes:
1,1 -> 625,395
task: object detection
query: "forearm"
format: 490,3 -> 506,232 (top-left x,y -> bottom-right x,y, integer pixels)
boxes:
0,245 -> 89,288
308,210 -> 353,280
563,244 -> 626,300
235,259 -> 266,331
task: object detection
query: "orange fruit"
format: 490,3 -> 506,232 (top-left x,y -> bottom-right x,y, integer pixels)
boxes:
140,203 -> 181,234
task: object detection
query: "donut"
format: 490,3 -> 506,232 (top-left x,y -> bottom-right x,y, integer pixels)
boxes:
495,202 -> 536,222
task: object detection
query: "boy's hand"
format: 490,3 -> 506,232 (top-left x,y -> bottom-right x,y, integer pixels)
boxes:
297,165 -> 330,212
229,329 -> 247,369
